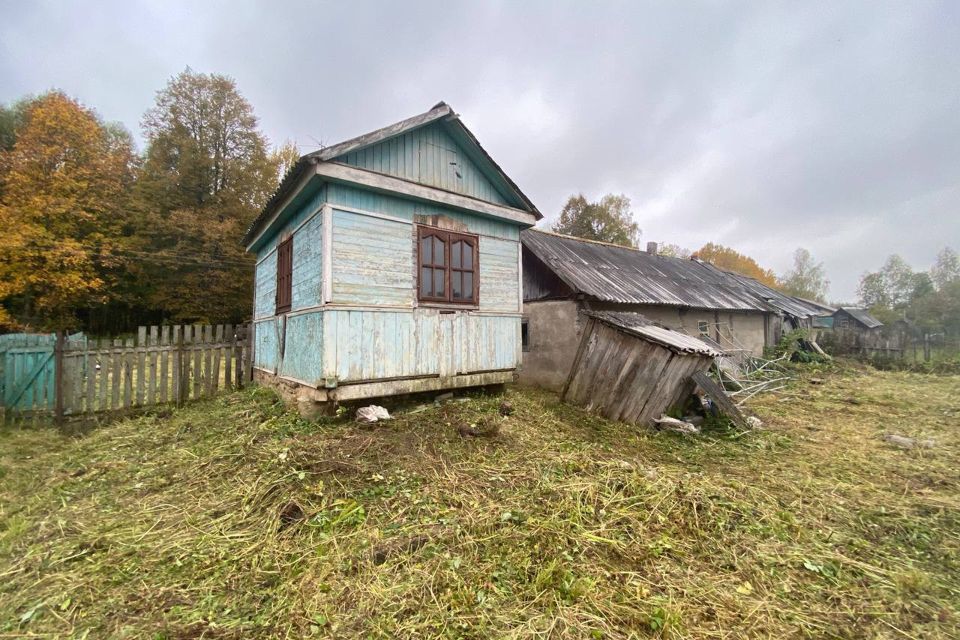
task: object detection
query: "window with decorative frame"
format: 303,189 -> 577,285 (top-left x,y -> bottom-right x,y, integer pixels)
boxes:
417,226 -> 478,305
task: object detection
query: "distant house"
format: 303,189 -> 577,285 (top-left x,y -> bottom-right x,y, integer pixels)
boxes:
243,103 -> 541,409
519,230 -> 827,390
832,307 -> 883,332
824,307 -> 899,357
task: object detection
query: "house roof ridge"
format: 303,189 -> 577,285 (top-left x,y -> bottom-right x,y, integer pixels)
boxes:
525,228 -> 691,258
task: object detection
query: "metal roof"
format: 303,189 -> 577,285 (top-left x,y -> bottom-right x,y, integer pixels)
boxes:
711,268 -> 829,319
522,229 -> 828,319
835,307 -> 883,328
587,311 -> 722,357
243,102 -> 541,248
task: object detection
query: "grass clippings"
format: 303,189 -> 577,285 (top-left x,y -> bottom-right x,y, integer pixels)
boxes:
1,364 -> 958,638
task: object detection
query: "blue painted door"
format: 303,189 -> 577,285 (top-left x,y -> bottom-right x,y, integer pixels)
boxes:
0,333 -> 57,419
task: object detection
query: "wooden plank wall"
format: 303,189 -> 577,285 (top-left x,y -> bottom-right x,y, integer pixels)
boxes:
561,320 -> 714,427
2,324 -> 252,425
334,122 -> 512,206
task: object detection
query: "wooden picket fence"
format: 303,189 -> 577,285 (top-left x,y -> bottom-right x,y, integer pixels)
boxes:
1,324 -> 252,425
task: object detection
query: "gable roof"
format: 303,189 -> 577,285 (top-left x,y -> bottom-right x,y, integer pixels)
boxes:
835,307 -> 883,329
243,102 -> 541,248
521,229 -> 827,318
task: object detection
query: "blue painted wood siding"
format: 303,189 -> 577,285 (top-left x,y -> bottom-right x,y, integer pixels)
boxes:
254,188 -> 326,320
479,237 -> 520,313
255,187 -> 327,255
253,181 -> 524,389
291,213 -> 323,311
279,312 -> 324,383
334,122 -> 510,206
253,191 -> 326,380
254,251 -> 277,320
254,318 -> 280,373
326,183 -> 519,241
331,209 -> 412,307
322,310 -> 519,383
328,205 -> 519,314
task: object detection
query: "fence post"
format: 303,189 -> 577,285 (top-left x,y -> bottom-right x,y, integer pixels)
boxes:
240,324 -> 253,387
177,326 -> 187,407
54,330 -> 65,426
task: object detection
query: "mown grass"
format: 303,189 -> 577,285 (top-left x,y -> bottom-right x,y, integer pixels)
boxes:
1,364 -> 958,638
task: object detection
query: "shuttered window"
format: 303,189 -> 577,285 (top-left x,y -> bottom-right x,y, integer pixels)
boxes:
417,226 -> 478,305
275,237 -> 293,314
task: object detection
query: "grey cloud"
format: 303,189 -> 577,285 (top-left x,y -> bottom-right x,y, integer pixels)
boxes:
1,0 -> 958,299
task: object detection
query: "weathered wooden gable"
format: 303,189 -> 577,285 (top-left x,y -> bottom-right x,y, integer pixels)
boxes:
332,121 -> 516,208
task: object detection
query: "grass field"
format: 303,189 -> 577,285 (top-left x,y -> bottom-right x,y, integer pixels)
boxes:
1,363 -> 958,638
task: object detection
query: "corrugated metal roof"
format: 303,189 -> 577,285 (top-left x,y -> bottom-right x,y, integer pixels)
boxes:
712,268 -> 828,319
836,307 -> 883,328
587,311 -> 721,357
522,230 -> 827,319
522,230 -> 769,311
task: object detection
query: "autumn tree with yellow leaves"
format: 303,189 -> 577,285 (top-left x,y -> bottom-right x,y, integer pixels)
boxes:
692,242 -> 778,288
0,92 -> 137,329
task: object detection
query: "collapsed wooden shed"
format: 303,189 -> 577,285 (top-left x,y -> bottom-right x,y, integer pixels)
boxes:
560,311 -> 721,426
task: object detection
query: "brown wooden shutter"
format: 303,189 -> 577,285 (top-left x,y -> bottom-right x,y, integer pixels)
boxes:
275,237 -> 293,314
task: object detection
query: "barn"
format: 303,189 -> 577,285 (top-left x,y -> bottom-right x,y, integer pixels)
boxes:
243,102 -> 540,411
520,229 -> 827,390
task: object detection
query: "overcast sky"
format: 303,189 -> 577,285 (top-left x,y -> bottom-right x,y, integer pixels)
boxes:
2,1 -> 958,300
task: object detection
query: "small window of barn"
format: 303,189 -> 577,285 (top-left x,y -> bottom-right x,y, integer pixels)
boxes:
698,320 -> 709,337
417,226 -> 478,305
275,237 -> 293,314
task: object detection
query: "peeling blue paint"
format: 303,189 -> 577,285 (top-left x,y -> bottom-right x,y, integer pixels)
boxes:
279,312 -> 324,383
334,122 -> 511,206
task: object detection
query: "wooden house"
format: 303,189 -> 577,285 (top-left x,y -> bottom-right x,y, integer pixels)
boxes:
561,311 -> 721,426
832,307 -> 883,332
243,103 -> 540,410
821,307 -> 902,357
520,230 -> 828,390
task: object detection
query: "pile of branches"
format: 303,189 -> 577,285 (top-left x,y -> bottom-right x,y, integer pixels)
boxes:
714,352 -> 792,405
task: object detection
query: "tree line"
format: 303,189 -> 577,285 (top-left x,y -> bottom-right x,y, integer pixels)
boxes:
0,69 -> 298,333
858,250 -> 960,337
552,193 -> 958,338
2,75 -> 956,340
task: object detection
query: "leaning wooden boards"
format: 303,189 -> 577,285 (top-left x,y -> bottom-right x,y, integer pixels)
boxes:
561,314 -> 718,427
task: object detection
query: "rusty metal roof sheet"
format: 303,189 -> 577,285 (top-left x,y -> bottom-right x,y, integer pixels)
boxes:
522,230 -> 826,319
587,311 -> 721,357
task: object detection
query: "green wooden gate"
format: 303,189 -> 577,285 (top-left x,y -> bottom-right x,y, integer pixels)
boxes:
0,333 -> 57,421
